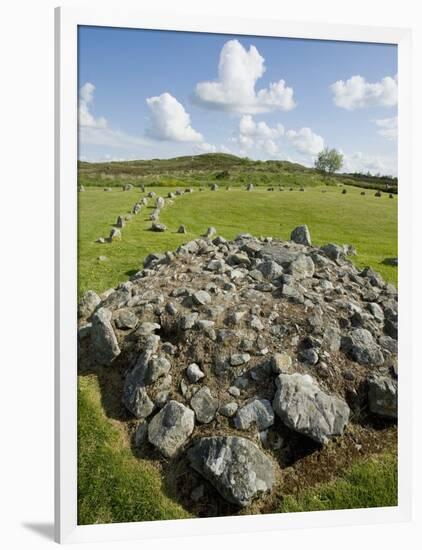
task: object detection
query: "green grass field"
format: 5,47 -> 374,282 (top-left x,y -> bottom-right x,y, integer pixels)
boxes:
77,181 -> 398,524
78,184 -> 397,297
279,452 -> 397,513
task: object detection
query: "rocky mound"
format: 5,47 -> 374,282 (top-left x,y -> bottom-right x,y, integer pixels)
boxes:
78,226 -> 398,510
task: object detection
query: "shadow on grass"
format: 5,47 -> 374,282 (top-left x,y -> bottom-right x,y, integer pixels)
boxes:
124,269 -> 139,278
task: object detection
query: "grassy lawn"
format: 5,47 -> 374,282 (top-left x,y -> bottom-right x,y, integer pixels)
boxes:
78,184 -> 397,297
279,452 -> 397,513
78,376 -> 191,524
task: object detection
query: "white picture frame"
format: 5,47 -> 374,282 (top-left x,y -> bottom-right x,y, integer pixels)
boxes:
55,6 -> 412,544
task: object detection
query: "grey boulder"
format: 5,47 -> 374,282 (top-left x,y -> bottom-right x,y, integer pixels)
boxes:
368,373 -> 397,418
186,363 -> 205,383
148,400 -> 195,457
272,373 -> 350,444
341,328 -> 384,366
78,290 -> 101,318
192,290 -> 212,306
188,436 -> 276,506
257,260 -> 283,281
190,386 -> 218,423
91,307 -> 121,365
288,254 -> 315,279
219,402 -> 238,417
234,398 -> 274,431
320,243 -> 346,263
122,384 -> 154,419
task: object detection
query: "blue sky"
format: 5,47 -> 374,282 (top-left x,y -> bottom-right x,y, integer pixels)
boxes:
78,26 -> 398,175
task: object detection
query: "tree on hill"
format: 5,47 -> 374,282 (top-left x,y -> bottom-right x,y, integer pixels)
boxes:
315,148 -> 344,175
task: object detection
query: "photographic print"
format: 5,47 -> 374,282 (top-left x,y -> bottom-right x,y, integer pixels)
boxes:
76,25 -> 398,526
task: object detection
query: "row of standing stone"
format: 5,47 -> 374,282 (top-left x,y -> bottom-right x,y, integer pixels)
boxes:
91,185 -> 197,243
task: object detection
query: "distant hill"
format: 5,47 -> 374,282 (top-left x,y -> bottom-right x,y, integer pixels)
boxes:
78,153 -> 397,193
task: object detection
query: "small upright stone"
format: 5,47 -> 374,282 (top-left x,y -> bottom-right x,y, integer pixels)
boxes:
109,227 -> 121,241
205,226 -> 217,239
177,224 -> 187,234
290,225 -> 312,246
91,307 -> 121,365
151,222 -> 167,232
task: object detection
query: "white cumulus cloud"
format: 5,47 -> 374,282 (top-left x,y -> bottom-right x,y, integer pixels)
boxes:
330,75 -> 397,110
219,145 -> 233,155
286,127 -> 324,156
194,142 -> 217,153
78,82 -> 107,128
78,82 -> 151,153
236,115 -> 284,155
239,115 -> 284,140
342,151 -> 397,176
374,116 -> 398,140
193,39 -> 296,114
146,92 -> 203,142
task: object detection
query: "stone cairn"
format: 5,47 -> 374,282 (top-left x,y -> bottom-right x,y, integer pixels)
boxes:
79,224 -> 397,510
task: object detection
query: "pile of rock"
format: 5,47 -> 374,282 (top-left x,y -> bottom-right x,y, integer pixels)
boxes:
78,225 -> 398,509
